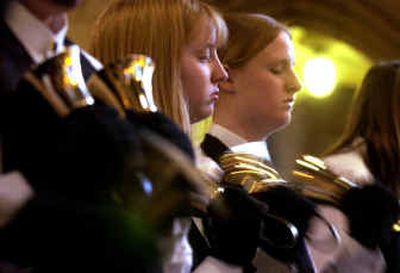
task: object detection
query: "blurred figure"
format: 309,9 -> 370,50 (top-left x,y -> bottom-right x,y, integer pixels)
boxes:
0,0 -> 97,235
315,61 -> 400,273
0,0 -> 100,98
0,1 -> 161,272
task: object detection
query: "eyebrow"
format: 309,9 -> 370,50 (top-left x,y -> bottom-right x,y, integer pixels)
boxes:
268,58 -> 294,66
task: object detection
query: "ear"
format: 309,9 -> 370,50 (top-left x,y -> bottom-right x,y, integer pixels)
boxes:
219,65 -> 236,94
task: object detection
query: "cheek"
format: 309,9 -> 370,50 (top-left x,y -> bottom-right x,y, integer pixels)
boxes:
246,76 -> 279,102
184,69 -> 209,100
181,65 -> 198,98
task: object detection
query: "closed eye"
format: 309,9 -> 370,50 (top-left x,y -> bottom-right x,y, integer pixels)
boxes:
270,62 -> 286,74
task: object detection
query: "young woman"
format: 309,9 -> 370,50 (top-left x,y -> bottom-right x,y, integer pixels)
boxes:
90,0 -> 228,134
321,61 -> 400,273
90,2 -> 270,273
198,13 -> 326,273
212,13 -> 301,143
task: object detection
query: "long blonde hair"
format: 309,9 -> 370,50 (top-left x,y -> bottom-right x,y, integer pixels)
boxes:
90,0 -> 227,134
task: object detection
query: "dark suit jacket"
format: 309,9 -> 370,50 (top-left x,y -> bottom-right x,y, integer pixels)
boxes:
0,19 -> 161,273
0,19 -> 34,97
0,20 -> 97,97
189,134 -> 230,270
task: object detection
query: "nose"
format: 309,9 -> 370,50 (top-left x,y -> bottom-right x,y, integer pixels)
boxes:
287,68 -> 302,94
212,55 -> 229,84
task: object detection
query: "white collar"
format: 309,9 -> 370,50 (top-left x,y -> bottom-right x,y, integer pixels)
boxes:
208,123 -> 247,148
5,1 -> 68,64
208,123 -> 272,162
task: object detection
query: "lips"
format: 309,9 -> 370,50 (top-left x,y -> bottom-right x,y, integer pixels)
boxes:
210,89 -> 220,101
284,97 -> 294,103
284,98 -> 295,108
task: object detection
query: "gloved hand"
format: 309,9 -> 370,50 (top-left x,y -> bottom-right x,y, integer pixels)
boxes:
55,106 -> 143,201
340,183 -> 399,250
380,229 -> 400,273
253,185 -> 317,273
253,186 -> 316,236
125,110 -> 195,160
205,184 -> 268,270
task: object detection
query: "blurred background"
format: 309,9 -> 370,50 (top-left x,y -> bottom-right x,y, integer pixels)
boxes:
69,0 -> 400,177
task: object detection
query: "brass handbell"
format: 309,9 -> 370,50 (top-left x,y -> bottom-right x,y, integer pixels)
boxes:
25,45 -> 95,117
290,155 -> 357,205
292,155 -> 400,235
218,152 -> 299,248
219,152 -> 287,194
88,54 -> 157,116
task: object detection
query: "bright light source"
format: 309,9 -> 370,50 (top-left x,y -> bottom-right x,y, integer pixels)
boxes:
303,58 -> 337,98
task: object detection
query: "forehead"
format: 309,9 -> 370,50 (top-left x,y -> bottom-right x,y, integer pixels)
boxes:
187,16 -> 216,47
254,32 -> 295,63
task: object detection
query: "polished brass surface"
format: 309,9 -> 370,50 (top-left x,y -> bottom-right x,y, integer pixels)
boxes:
51,46 -> 95,109
219,152 -> 287,194
103,54 -> 157,112
291,154 -> 356,204
24,45 -> 94,117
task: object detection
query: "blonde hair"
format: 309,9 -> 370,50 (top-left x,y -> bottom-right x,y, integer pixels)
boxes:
219,13 -> 288,69
90,0 -> 227,134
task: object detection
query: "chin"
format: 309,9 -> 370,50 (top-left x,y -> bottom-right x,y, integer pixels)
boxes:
51,0 -> 81,8
190,111 -> 211,124
271,116 -> 291,133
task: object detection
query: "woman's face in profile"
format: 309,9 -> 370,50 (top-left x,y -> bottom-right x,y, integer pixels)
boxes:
229,31 -> 302,135
180,16 -> 228,123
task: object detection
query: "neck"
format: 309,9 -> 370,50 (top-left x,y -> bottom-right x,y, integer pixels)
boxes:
44,14 -> 67,33
213,110 -> 271,142
19,0 -> 67,33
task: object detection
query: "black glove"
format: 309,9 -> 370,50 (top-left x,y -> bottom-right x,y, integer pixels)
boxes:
205,185 -> 268,271
380,229 -> 400,273
125,110 -> 195,160
55,106 -> 143,201
252,186 -> 316,273
340,183 -> 399,250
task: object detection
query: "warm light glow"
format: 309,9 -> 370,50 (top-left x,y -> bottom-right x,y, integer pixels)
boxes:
290,26 -> 372,101
393,220 -> 400,232
303,58 -> 337,98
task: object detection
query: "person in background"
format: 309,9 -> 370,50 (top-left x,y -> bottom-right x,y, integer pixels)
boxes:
199,13 -> 321,273
315,61 -> 400,273
0,0 -> 95,235
0,1 -> 161,272
0,0 -> 102,98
